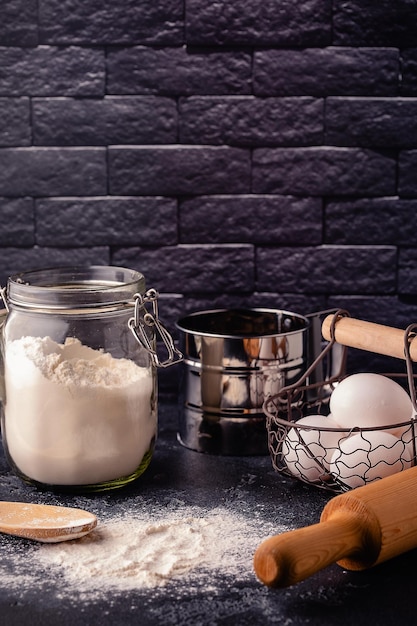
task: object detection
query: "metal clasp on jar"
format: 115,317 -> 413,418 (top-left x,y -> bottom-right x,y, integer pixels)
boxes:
128,288 -> 183,368
0,286 -> 9,313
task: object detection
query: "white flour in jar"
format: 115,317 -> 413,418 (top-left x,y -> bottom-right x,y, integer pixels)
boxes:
3,336 -> 155,485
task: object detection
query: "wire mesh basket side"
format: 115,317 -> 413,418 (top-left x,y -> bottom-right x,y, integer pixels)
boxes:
263,312 -> 417,494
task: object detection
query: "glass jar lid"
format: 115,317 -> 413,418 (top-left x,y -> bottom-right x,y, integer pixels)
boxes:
6,266 -> 145,310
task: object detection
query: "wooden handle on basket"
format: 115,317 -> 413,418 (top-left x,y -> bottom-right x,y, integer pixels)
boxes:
322,314 -> 417,361
254,464 -> 417,588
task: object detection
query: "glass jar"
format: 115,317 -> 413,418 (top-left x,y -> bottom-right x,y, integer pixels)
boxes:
0,266 -> 181,492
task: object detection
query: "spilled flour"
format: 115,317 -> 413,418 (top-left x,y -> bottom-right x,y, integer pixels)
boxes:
0,502 -> 290,603
36,515 -> 214,591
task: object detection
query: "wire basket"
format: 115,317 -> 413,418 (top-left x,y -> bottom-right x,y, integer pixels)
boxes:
263,310 -> 417,494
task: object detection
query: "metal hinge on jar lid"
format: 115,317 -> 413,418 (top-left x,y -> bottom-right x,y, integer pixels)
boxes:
128,288 -> 183,368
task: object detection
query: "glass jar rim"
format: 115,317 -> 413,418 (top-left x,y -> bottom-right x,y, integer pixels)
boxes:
6,265 -> 146,310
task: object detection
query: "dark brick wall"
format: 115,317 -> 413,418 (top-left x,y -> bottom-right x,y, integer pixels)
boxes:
1,0 -> 417,386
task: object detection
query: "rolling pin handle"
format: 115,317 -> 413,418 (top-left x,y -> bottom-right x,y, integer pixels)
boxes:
253,513 -> 372,588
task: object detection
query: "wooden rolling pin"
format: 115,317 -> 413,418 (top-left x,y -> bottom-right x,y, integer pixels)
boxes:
254,464 -> 417,588
321,314 -> 417,361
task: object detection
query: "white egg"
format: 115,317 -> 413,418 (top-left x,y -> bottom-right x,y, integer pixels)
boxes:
282,414 -> 348,483
330,373 -> 413,430
329,430 -> 413,489
397,420 -> 417,462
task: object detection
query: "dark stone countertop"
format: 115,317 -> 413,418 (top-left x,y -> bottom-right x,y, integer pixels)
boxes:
0,402 -> 416,626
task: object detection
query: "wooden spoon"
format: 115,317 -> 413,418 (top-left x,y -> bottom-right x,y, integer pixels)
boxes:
0,502 -> 97,543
